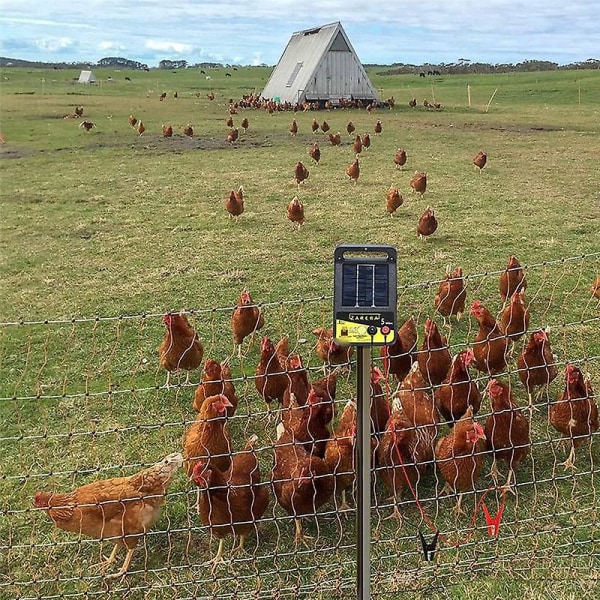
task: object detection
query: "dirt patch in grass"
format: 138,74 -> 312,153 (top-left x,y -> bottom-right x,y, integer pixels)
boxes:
0,144 -> 32,159
414,120 -> 567,134
128,134 -> 273,152
0,134 -> 274,160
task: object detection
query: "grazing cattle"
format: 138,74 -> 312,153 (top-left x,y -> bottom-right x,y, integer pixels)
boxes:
419,72 -> 426,78
226,73 -> 232,77
125,76 -> 131,81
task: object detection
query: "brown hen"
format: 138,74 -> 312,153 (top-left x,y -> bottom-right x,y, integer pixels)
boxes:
434,266 -> 467,322
470,300 -> 510,376
313,327 -> 354,367
346,157 -> 360,184
484,379 -> 530,490
183,394 -> 232,476
282,352 -> 311,408
434,406 -> 486,514
324,400 -> 357,511
379,317 -> 417,381
393,148 -> 407,169
272,424 -> 334,546
516,329 -> 558,406
370,366 -> 391,436
434,349 -> 482,425
225,185 -> 244,218
499,255 -> 527,301
287,196 -> 306,228
231,289 -> 265,356
550,364 -> 598,470
192,435 -> 269,563
34,453 -> 183,579
410,171 -> 427,196
193,359 -> 238,415
417,317 -> 452,387
376,406 -> 429,522
294,161 -> 310,188
386,187 -> 403,216
498,290 -> 530,342
158,313 -> 204,386
308,142 -> 321,164
473,150 -> 487,172
417,207 -> 437,239
255,336 -> 289,414
328,132 -> 342,146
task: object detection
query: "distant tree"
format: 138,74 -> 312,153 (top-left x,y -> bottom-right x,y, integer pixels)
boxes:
159,59 -> 187,69
97,57 -> 149,70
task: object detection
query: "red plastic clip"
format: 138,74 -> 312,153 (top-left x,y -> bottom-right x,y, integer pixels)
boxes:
482,499 -> 505,537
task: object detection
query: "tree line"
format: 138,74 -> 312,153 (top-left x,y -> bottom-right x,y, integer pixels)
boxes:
375,58 -> 599,75
1,55 -> 598,73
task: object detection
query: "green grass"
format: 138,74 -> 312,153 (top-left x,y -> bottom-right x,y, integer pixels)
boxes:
1,66 -> 599,600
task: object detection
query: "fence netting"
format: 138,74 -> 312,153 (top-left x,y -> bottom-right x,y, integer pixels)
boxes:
1,253 -> 599,599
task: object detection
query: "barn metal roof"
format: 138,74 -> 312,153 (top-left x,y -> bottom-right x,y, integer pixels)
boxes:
261,22 -> 378,105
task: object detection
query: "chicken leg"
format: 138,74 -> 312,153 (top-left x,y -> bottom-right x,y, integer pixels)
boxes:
559,444 -> 577,471
230,534 -> 247,556
338,489 -> 351,513
488,459 -> 500,485
98,544 -> 120,572
205,538 -> 226,571
104,546 -> 136,579
453,493 -> 466,516
294,518 -> 314,548
501,469 -> 517,495
383,504 -> 403,527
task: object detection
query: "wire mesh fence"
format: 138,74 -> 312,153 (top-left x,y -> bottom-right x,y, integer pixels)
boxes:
1,253 -> 599,599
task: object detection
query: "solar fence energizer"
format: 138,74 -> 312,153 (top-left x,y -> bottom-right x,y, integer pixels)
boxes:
333,244 -> 397,599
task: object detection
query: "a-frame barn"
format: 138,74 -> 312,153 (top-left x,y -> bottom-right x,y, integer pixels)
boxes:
261,22 -> 378,106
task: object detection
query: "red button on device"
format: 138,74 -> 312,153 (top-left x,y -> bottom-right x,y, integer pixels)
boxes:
381,326 -> 390,335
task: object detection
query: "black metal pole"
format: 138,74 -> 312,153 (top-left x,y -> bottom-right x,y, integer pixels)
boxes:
356,345 -> 371,599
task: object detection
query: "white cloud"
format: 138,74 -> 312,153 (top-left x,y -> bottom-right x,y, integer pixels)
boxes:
98,41 -> 127,52
1,1 -> 598,66
251,52 -> 264,66
34,37 -> 75,52
144,40 -> 192,54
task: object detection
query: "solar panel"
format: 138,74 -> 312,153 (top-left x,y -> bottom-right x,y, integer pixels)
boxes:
333,244 -> 397,346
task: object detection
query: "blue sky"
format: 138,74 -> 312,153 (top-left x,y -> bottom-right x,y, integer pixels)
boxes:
0,1 -> 598,67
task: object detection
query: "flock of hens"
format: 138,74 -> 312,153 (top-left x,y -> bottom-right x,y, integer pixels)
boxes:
40,95 -> 599,580
34,256 -> 600,578
74,94 -> 477,236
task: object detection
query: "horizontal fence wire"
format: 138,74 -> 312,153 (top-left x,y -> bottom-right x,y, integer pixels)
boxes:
1,252 -> 599,599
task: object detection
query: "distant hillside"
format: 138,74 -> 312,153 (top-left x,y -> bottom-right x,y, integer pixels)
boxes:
373,58 -> 599,75
0,56 -> 148,70
0,57 -> 96,69
2,55 -> 599,73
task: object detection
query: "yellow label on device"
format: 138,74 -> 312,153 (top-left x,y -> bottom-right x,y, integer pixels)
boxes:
334,319 -> 393,345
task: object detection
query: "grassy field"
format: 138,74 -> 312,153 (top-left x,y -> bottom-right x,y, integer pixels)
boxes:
1,65 -> 599,600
